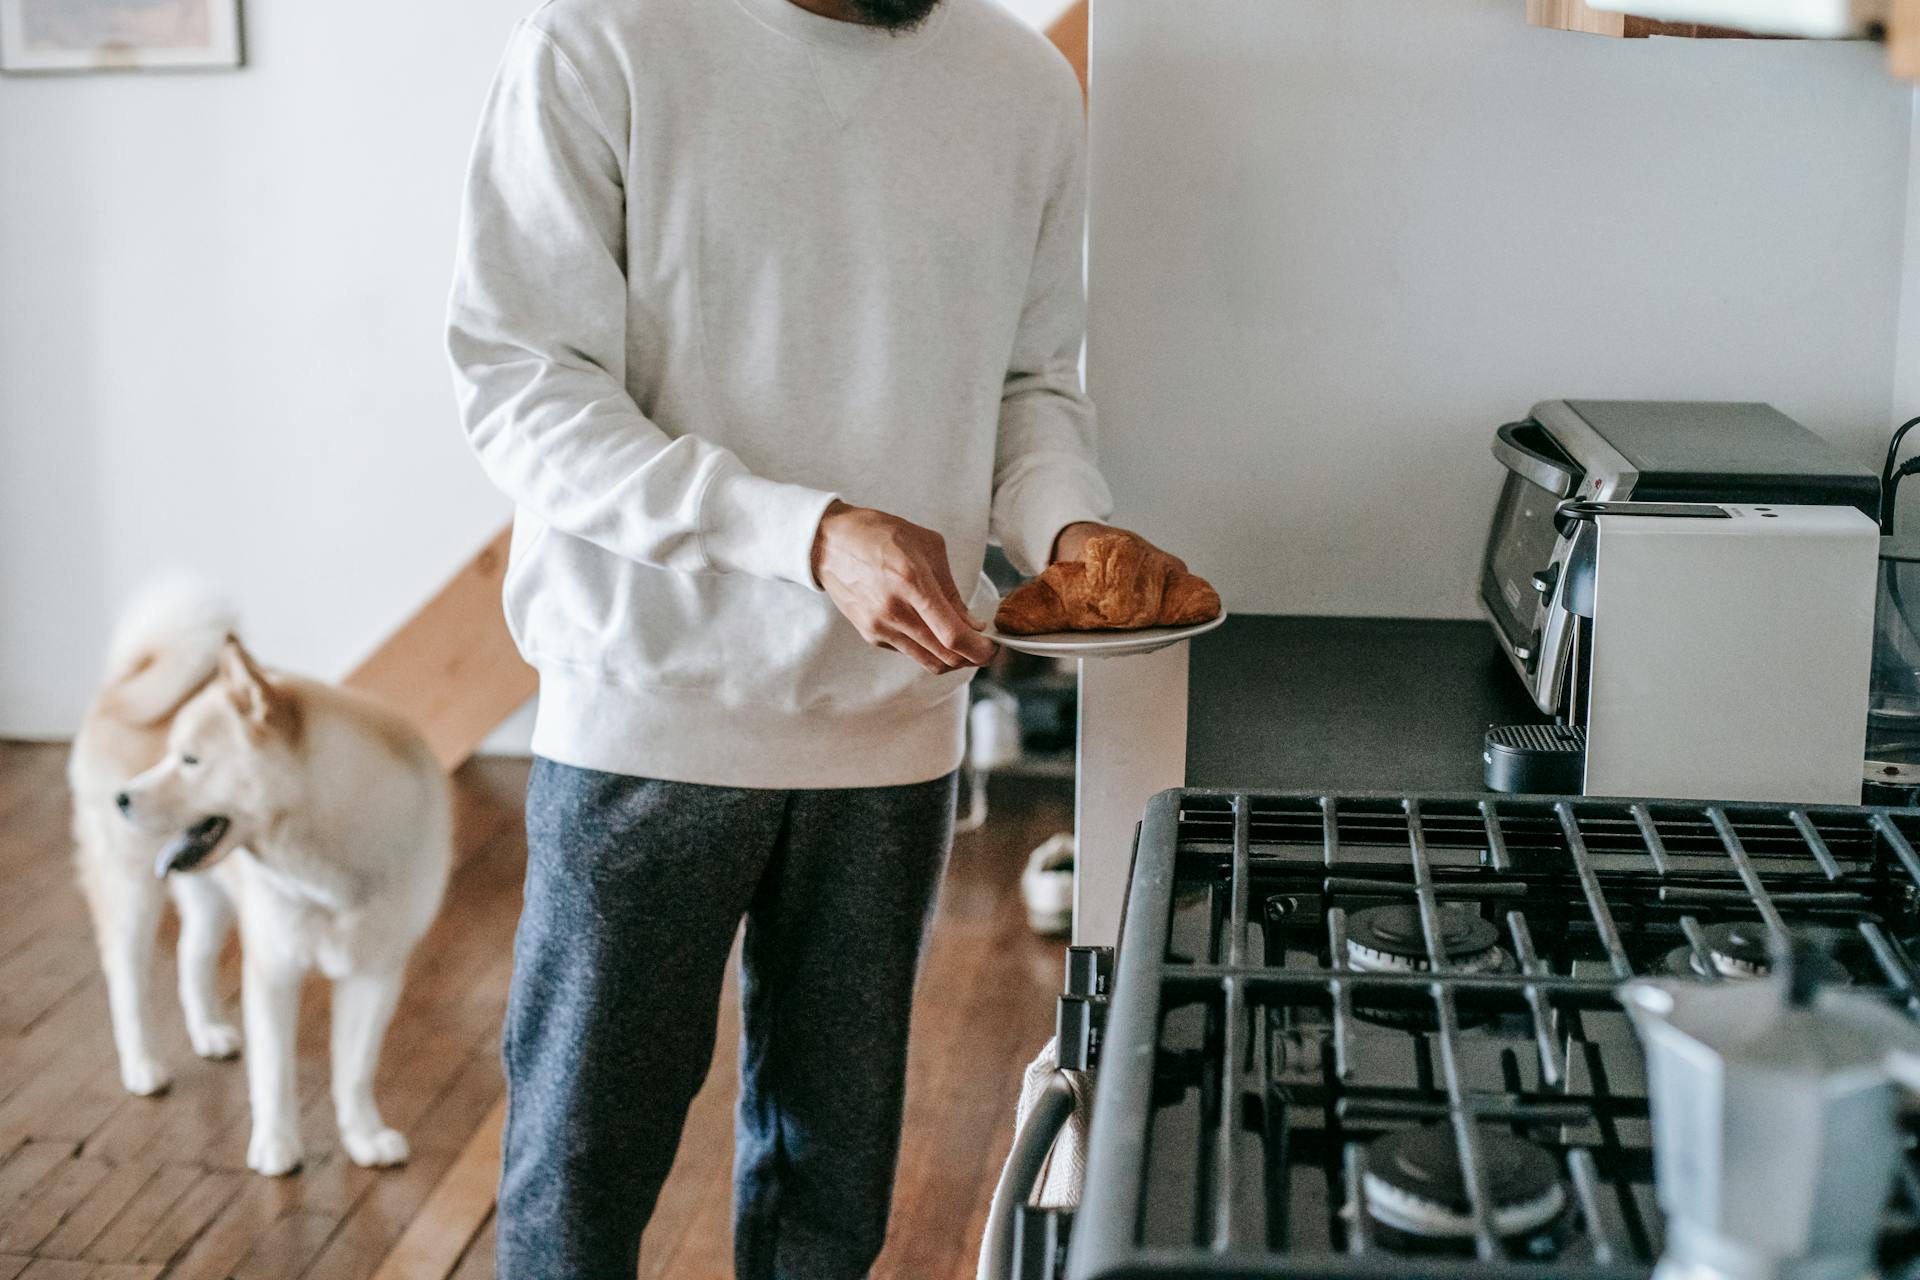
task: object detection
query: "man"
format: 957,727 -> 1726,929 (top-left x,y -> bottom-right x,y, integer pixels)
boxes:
448,0 -> 1176,1273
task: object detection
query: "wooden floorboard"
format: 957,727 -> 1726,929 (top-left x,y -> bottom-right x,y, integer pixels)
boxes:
0,741 -> 1071,1279
363,1099 -> 500,1280
444,1217 -> 493,1280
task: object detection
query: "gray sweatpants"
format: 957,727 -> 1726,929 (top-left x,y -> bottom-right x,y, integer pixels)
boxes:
496,757 -> 956,1280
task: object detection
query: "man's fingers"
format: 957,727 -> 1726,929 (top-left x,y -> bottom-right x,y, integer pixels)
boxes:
884,582 -> 976,668
906,580 -> 996,666
932,609 -> 997,665
881,628 -> 953,675
882,598 -> 969,668
913,601 -> 994,667
901,610 -> 975,670
930,558 -> 989,631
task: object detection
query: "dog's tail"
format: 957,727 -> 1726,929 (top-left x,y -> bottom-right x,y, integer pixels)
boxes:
101,576 -> 239,725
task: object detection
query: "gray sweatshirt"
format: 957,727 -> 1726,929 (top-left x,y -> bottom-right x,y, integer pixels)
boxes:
447,0 -> 1112,788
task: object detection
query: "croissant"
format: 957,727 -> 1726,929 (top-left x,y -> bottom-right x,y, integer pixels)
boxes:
995,533 -> 1222,635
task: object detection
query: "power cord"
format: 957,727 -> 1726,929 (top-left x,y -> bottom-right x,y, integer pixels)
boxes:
1881,413 -> 1920,535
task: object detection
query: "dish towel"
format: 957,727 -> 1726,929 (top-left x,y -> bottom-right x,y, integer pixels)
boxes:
975,1036 -> 1095,1280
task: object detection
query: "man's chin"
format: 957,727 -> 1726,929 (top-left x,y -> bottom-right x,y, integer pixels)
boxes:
849,0 -> 941,31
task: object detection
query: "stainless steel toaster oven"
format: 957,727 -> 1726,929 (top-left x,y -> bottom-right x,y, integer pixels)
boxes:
1480,400 -> 1879,716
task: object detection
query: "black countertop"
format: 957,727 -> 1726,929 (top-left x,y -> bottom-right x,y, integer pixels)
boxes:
1184,614 -> 1548,793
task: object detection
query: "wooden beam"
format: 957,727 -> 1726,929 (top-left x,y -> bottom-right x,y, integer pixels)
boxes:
367,1097 -> 505,1280
344,527 -> 535,772
1527,0 -> 1772,36
1528,0 -> 1630,35
1893,0 -> 1920,76
1046,0 -> 1089,97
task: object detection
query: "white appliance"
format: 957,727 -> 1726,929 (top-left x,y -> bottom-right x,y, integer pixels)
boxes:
1578,502 -> 1879,802
1480,401 -> 1882,804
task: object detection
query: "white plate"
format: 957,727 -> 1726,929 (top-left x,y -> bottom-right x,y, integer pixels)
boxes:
986,608 -> 1228,658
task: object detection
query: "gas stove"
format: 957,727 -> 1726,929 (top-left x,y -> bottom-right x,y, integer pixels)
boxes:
1060,790 -> 1920,1279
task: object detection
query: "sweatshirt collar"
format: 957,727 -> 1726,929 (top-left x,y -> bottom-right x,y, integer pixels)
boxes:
730,0 -> 950,53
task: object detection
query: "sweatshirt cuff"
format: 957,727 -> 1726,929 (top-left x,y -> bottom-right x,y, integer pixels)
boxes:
1000,466 -> 1114,577
701,469 -> 840,589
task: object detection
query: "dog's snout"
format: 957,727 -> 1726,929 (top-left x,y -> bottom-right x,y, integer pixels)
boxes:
115,791 -> 132,814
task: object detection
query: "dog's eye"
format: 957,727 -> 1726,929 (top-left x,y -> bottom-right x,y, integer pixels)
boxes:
180,754 -> 199,767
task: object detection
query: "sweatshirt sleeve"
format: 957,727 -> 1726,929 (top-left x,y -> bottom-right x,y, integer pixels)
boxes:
988,89 -> 1116,578
447,22 -> 838,589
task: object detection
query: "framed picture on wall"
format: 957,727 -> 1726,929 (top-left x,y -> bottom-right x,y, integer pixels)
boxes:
0,0 -> 243,73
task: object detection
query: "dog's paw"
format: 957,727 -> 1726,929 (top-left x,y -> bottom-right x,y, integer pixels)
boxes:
246,1129 -> 305,1177
341,1126 -> 410,1169
120,1054 -> 172,1097
188,1021 -> 242,1060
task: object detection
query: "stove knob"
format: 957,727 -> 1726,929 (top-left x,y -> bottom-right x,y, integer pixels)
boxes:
1064,946 -> 1113,998
1056,994 -> 1106,1071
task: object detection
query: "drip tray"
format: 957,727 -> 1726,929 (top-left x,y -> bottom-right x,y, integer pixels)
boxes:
1484,723 -> 1586,794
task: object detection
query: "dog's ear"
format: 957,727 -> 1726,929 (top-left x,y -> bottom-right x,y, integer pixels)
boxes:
218,635 -> 273,724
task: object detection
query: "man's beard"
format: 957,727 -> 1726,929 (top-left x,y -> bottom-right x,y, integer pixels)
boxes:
847,0 -> 941,31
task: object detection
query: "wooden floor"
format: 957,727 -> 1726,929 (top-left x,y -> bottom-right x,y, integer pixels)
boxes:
0,741 -> 1071,1279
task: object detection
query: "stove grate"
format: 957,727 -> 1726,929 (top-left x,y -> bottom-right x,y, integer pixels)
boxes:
1068,791 -> 1920,1280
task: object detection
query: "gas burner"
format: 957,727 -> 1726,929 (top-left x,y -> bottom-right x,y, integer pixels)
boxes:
1659,922 -> 1851,985
1346,904 -> 1515,1027
1360,1124 -> 1568,1255
1345,904 -> 1511,974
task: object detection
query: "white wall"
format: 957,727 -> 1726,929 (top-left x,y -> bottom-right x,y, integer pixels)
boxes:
0,0 -> 1067,742
0,0 -> 531,738
8,0 -> 1909,737
1088,0 -> 1918,618
1898,92 -> 1920,427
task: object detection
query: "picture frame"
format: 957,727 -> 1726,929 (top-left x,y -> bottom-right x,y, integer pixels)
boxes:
1,0 -> 243,74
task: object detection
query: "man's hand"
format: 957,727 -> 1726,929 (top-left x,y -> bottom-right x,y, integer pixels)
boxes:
812,501 -> 998,675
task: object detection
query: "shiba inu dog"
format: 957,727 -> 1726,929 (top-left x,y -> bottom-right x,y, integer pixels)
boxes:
70,581 -> 451,1175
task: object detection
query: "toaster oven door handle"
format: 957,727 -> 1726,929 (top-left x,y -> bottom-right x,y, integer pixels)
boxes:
1552,499 -> 1734,538
1492,420 -> 1578,499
